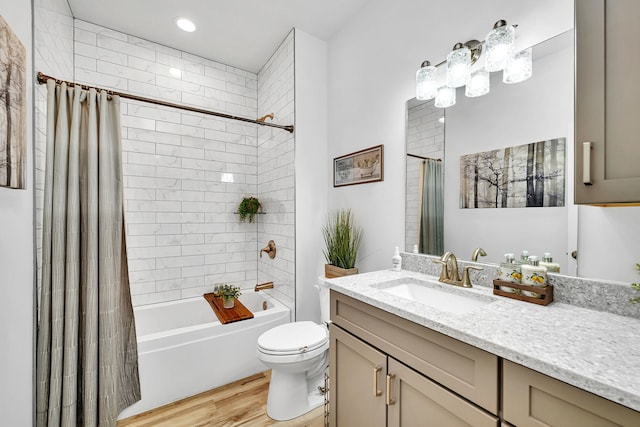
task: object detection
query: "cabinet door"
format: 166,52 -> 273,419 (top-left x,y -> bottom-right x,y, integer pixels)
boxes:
503,360 -> 640,426
387,358 -> 498,427
575,0 -> 640,204
329,324 -> 387,427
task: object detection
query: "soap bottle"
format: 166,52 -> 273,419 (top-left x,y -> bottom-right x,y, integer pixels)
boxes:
412,244 -> 419,254
520,255 -> 547,299
517,250 -> 530,265
540,252 -> 561,273
497,253 -> 521,293
392,247 -> 402,271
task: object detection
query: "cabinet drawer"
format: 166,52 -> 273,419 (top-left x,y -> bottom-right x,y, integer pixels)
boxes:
331,291 -> 498,414
503,360 -> 640,427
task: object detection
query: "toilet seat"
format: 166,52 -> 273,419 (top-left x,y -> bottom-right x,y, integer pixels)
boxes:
257,321 -> 328,356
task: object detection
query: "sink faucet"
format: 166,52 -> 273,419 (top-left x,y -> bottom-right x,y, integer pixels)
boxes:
471,247 -> 487,262
255,281 -> 274,291
433,252 -> 482,288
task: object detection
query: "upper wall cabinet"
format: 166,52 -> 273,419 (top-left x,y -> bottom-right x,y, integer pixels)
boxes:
575,0 -> 640,204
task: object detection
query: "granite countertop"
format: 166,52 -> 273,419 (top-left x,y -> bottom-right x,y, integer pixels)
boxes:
322,269 -> 640,412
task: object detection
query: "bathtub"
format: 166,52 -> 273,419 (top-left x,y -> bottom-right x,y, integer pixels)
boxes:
118,292 -> 290,419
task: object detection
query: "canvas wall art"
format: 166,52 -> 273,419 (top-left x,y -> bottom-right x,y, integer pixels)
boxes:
460,138 -> 566,209
0,14 -> 26,189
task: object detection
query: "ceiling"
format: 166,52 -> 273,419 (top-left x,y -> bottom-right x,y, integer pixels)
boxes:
66,0 -> 371,73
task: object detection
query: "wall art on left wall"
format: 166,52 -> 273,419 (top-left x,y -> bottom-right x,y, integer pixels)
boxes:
0,14 -> 26,190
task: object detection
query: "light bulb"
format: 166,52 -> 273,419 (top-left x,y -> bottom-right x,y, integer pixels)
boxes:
503,48 -> 533,84
485,20 -> 515,72
435,86 -> 456,108
416,61 -> 437,100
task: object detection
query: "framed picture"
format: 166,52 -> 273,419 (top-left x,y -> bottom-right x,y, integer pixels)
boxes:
334,144 -> 384,187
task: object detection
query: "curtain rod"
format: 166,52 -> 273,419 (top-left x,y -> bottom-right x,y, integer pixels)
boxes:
407,153 -> 442,161
36,72 -> 294,134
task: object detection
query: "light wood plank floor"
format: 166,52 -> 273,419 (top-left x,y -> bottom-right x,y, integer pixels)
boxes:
117,371 -> 325,427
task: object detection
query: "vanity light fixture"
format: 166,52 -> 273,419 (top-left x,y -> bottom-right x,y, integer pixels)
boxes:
415,19 -> 531,108
176,17 -> 197,32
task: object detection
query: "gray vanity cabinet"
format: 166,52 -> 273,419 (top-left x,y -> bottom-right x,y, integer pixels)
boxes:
503,360 -> 640,426
329,291 -> 499,427
575,0 -> 640,204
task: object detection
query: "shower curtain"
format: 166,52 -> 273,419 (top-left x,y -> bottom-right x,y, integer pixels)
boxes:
36,80 -> 140,427
418,159 -> 444,255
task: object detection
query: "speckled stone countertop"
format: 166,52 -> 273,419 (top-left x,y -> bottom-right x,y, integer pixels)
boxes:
321,268 -> 640,412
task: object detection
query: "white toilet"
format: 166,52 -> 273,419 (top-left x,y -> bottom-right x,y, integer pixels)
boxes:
256,284 -> 330,421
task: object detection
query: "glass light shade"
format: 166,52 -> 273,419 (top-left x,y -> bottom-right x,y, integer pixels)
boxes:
446,45 -> 471,88
416,63 -> 437,100
435,86 -> 456,108
465,69 -> 490,97
485,23 -> 515,72
503,48 -> 533,84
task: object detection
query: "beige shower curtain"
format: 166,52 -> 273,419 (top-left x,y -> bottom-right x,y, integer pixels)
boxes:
36,80 -> 140,427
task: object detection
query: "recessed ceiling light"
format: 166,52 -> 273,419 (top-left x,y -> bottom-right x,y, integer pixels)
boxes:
176,17 -> 196,32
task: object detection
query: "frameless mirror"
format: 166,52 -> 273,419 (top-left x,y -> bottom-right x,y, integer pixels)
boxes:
405,30 -> 577,274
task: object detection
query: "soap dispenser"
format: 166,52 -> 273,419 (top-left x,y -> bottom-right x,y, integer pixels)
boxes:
521,255 -> 547,298
392,247 -> 402,271
517,250 -> 530,264
497,253 -> 521,293
540,252 -> 561,273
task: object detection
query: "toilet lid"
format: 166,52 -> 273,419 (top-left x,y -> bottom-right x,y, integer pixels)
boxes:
258,321 -> 328,353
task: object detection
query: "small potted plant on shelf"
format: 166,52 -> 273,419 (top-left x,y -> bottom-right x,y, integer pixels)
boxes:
237,196 -> 262,223
214,284 -> 242,309
322,208 -> 363,278
630,263 -> 640,304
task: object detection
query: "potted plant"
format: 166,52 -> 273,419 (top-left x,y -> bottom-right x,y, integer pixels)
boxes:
322,209 -> 363,278
630,263 -> 640,304
237,196 -> 262,223
214,283 -> 242,309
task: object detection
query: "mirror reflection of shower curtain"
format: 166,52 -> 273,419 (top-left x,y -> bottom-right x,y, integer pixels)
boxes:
418,159 -> 444,255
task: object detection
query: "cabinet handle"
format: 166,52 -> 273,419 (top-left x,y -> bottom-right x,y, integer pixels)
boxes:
373,366 -> 382,397
582,142 -> 592,185
386,373 -> 396,405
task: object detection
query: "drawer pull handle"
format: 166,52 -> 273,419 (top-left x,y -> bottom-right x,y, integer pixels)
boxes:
386,373 -> 396,405
583,142 -> 592,185
373,366 -> 382,397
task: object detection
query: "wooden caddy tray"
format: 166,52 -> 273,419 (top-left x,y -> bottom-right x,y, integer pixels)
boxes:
203,292 -> 254,324
492,279 -> 554,306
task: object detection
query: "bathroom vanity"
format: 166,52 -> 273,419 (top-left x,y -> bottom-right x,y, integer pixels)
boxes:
325,267 -> 640,426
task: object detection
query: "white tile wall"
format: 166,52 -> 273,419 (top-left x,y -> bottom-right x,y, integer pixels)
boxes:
34,0 -> 74,300
257,30 -> 296,315
405,101 -> 445,252
73,20 -> 260,306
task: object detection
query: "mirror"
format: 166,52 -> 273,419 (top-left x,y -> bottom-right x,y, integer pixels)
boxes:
405,30 -> 577,275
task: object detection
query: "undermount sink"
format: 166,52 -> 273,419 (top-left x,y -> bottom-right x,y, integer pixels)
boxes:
373,278 -> 495,315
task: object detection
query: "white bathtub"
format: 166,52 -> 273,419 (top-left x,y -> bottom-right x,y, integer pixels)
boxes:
118,292 -> 290,419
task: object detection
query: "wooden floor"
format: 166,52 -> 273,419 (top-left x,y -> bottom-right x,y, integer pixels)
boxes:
117,371 -> 325,427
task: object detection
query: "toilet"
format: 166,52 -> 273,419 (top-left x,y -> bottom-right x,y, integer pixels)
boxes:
256,283 -> 330,421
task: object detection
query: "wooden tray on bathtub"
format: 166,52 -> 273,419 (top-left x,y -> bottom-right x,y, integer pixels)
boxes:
203,293 -> 254,324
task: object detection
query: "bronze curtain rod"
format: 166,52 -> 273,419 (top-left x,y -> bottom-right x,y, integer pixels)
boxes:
407,153 -> 441,161
36,72 -> 294,134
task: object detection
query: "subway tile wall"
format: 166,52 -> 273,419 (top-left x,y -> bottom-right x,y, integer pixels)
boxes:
73,19 -> 261,306
256,31 -> 296,315
405,101 -> 445,252
34,0 -> 75,301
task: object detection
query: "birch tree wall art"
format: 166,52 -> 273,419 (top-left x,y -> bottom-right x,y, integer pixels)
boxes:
0,15 -> 26,190
460,138 -> 566,209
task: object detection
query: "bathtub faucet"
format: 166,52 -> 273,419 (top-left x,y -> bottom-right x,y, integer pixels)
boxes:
255,281 -> 274,292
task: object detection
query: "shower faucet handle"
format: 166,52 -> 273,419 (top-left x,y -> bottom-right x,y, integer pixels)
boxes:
260,240 -> 277,259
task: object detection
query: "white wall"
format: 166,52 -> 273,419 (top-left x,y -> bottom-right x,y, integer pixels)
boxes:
327,0 -> 578,274
257,30 -> 296,314
72,20 -> 260,305
0,1 -> 33,424
294,29 -> 328,322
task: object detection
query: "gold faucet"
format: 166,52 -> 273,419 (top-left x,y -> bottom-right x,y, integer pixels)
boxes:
255,281 -> 274,292
433,252 -> 484,288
